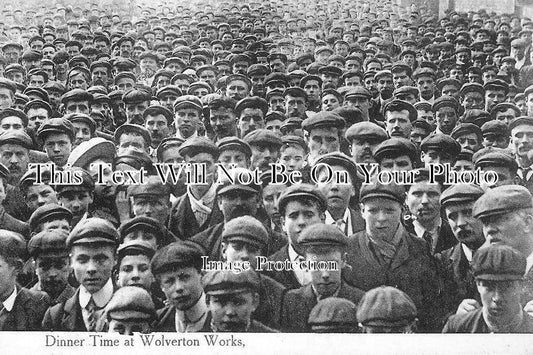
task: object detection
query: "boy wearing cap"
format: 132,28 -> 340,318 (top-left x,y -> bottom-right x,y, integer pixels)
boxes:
151,241 -> 209,332
444,245 -> 533,333
203,269 -> 276,332
28,230 -> 74,305
174,95 -> 203,140
344,180 -> 444,332
265,184 -> 326,289
42,218 -> 119,331
308,298 -> 358,333
56,168 -> 95,228
301,111 -> 345,165
217,137 -> 252,170
102,286 -> 156,334
0,230 -> 51,330
37,118 -> 75,168
280,224 -> 365,332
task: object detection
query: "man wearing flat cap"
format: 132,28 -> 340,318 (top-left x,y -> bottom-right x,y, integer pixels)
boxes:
174,95 -> 203,140
203,269 -> 276,332
420,133 -> 461,169
55,168 -> 95,228
151,241 -> 209,332
217,137 -> 252,170
444,245 -> 533,333
28,229 -> 75,305
280,224 -> 365,332
243,129 -> 282,172
101,286 -> 156,334
383,99 -> 417,139
344,179 -> 444,332
168,137 -> 223,241
0,230 -> 51,330
509,117 -> 533,194
37,118 -> 75,168
357,286 -> 418,333
308,298 -> 358,333
42,217 -> 119,331
114,123 -> 151,157
302,111 -> 345,165
432,95 -> 460,135
143,105 -> 173,149
484,79 -> 508,112
436,184 -> 485,316
345,121 -> 388,166
473,147 -> 519,190
119,216 -> 175,250
123,89 -> 152,125
235,96 -> 268,138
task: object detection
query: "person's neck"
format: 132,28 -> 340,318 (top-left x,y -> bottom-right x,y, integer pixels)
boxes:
417,217 -> 439,232
517,154 -> 533,169
329,206 -> 347,221
190,183 -> 212,200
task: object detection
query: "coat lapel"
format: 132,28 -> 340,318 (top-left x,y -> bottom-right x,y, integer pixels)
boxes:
62,289 -> 86,331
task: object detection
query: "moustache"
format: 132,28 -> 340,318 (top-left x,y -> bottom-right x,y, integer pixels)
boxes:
228,205 -> 252,220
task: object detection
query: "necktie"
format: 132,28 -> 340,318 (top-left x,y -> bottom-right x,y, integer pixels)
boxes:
334,219 -> 344,232
86,297 -> 97,331
423,231 -> 433,253
523,167 -> 532,181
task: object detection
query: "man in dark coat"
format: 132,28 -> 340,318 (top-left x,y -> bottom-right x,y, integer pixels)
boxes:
280,224 -> 364,332
343,180 -> 445,332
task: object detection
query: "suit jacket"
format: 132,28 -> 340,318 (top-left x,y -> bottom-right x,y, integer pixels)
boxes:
349,207 -> 365,235
42,288 -> 87,331
263,245 -> 302,290
443,308 -> 533,333
404,217 -> 457,255
168,193 -> 224,241
435,243 -> 478,315
153,306 -> 210,332
254,274 -> 286,330
0,287 -> 51,331
343,228 -> 445,332
31,283 -> 76,306
279,282 -> 365,332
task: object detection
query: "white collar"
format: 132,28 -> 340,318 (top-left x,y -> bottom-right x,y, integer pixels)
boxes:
187,182 -> 217,207
325,209 -> 350,225
461,243 -> 474,262
412,217 -> 442,239
526,252 -> 533,274
2,286 -> 17,312
79,279 -> 114,308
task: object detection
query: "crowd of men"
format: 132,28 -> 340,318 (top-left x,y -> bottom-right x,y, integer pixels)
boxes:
1,0 -> 533,335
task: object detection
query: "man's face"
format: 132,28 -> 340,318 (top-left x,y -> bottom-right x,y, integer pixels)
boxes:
435,107 -> 457,134
385,110 -> 412,138
218,190 -> 259,221
511,124 -> 533,159
477,279 -> 522,327
218,149 -> 249,170
226,80 -> 249,100
306,248 -> 343,298
0,144 -> 29,182
70,244 -> 115,294
361,197 -> 402,239
125,102 -> 149,125
482,212 -> 532,254
3,47 -> 21,64
26,108 -> 49,131
158,267 -> 203,310
456,133 -> 480,152
416,75 -> 435,99
175,108 -> 200,139
262,183 -> 286,226
462,91 -> 484,110
210,107 -> 236,138
92,67 -> 109,87
0,116 -> 23,133
238,108 -> 264,137
222,241 -> 261,269
0,88 -> 13,109
317,165 -> 354,214
406,181 -> 441,224
380,155 -> 413,171
306,127 -> 340,161
69,73 -> 88,91
495,108 -> 518,126
132,195 -> 170,225
350,136 -> 381,164
208,291 -> 258,332
285,95 -> 307,118
482,134 -> 509,150
117,133 -> 147,155
65,100 -> 90,115
117,254 -> 154,290
43,133 -> 72,166
35,255 -> 70,297
145,114 -> 170,146
445,202 -> 484,249
59,190 -> 93,218
116,78 -> 135,92
282,200 -> 324,246
0,255 -> 17,300
250,144 -> 278,171
392,70 -> 411,88
485,90 -> 506,111
25,184 -> 57,212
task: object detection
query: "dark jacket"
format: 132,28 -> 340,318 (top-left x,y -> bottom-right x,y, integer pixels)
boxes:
42,288 -> 87,331
153,305 -> 209,332
0,287 -> 51,331
443,308 -> 533,333
280,282 -> 365,332
343,228 -> 445,332
403,217 -> 457,255
263,245 -> 302,290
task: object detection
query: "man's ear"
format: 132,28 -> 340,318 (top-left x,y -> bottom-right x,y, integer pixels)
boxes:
251,292 -> 260,311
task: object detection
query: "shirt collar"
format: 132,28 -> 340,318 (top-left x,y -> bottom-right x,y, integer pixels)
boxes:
412,217 -> 442,239
526,252 -> 533,274
187,182 -> 217,210
175,293 -> 207,324
2,286 -> 17,312
288,243 -> 303,262
79,279 -> 114,308
461,243 -> 474,262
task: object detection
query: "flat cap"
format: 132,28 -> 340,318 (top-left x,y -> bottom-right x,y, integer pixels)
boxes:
0,230 -> 27,260
67,137 -> 115,169
243,129 -> 282,147
66,217 -> 119,248
420,133 -> 461,157
473,147 -> 517,171
174,94 -> 203,111
0,108 -> 28,127
383,100 -> 418,122
178,136 -> 219,158
104,286 -> 156,321
114,124 -> 151,147
473,185 -> 533,220
374,138 -> 417,163
472,245 -> 526,281
302,112 -> 345,131
314,152 -> 358,184
484,79 -> 509,94
412,67 -> 435,79
118,216 -> 166,244
217,136 -> 252,157
117,239 -> 157,261
61,88 -> 92,104
360,179 -> 405,204
36,117 -> 75,142
0,130 -> 33,149
345,122 -> 388,142
440,184 -> 485,207
344,86 -> 372,100
127,175 -> 171,198
28,204 -> 72,234
451,123 -> 482,140
318,65 -> 343,77
509,116 -> 533,131
235,96 -> 268,115
28,229 -> 69,258
122,89 -> 152,104
460,82 -> 484,96
481,120 -> 508,136
432,95 -> 459,113
298,224 -> 348,248
277,183 -> 327,216
203,269 -> 260,295
0,78 -> 17,93
217,167 -> 262,196
308,298 -> 358,327
222,216 -> 268,249
151,241 -> 204,275
357,286 -> 417,327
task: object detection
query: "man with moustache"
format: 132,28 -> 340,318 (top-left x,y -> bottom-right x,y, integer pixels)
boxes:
42,218 -> 119,331
235,96 -> 267,138
123,89 -> 151,126
510,117 -> 533,194
436,184 -> 486,316
143,105 -> 173,150
168,138 -> 223,240
243,129 -> 282,173
384,100 -> 417,139
284,87 -> 308,120
174,95 -> 203,140
302,111 -> 345,165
